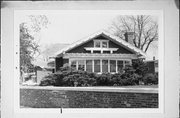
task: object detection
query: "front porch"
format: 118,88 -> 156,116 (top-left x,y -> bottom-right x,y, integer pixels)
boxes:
55,53 -> 139,73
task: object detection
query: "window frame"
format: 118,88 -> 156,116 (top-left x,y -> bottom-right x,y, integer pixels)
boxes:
93,40 -> 109,48
70,59 -> 131,73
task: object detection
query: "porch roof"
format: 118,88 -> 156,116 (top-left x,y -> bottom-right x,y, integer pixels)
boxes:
63,53 -> 142,59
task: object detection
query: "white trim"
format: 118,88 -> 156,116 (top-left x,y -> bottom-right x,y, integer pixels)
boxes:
84,47 -> 118,54
84,60 -> 86,71
108,60 -> 110,73
69,58 -> 131,73
100,59 -> 102,73
92,59 -> 94,72
64,53 -> 138,59
116,60 -> 118,73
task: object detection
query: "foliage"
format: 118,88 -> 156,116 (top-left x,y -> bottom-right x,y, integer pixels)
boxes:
132,59 -> 149,77
20,15 -> 49,73
39,59 -> 158,86
40,65 -> 96,87
96,73 -> 112,86
20,23 -> 37,72
142,73 -> 158,85
110,15 -> 158,52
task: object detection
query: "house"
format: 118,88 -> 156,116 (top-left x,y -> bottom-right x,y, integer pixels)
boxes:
52,30 -> 147,73
144,60 -> 158,74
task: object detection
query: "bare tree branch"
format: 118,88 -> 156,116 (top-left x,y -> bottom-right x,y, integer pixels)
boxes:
109,15 -> 158,52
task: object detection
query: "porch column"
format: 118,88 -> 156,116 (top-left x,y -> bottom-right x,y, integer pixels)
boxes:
100,59 -> 102,73
108,60 -> 110,73
116,60 -> 118,73
92,60 -> 94,72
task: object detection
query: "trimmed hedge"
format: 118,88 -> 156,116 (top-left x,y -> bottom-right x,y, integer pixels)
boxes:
40,59 -> 158,86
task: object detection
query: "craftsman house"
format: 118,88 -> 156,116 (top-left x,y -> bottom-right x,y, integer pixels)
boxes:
52,30 -> 146,73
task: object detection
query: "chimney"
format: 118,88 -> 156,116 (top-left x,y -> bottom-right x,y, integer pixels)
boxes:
124,32 -> 134,45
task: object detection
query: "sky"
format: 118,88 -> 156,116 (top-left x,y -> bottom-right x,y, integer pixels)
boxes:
18,10 -> 158,60
40,12 -> 117,45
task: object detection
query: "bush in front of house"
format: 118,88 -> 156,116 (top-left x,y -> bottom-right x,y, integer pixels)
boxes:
39,70 -> 142,87
142,73 -> 158,85
132,59 -> 149,77
62,70 -> 96,86
39,73 -> 64,86
40,66 -> 97,87
96,73 -> 113,86
39,59 -> 158,86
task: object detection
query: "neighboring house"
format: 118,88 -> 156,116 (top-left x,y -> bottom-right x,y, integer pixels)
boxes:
144,60 -> 158,74
52,30 -> 147,73
33,43 -> 69,69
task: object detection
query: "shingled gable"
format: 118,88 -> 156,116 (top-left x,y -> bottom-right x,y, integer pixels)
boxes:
54,30 -> 147,58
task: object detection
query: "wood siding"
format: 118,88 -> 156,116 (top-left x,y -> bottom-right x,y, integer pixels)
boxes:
66,35 -> 133,54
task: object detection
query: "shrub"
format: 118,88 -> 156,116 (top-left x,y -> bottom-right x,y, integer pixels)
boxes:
132,59 -> 149,76
62,71 -> 96,86
110,73 -> 122,86
40,66 -> 97,87
40,60 -> 157,86
96,73 -> 112,86
39,74 -> 57,86
142,73 -> 158,85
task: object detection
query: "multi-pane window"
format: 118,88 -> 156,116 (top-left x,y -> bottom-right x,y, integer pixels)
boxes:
102,41 -> 108,48
117,60 -> 124,72
102,60 -> 108,72
94,40 -> 109,48
110,60 -> 116,72
70,59 -> 131,73
86,60 -> 92,72
94,60 -> 100,72
125,61 -> 130,67
71,61 -> 77,69
94,41 -> 101,48
78,60 -> 85,71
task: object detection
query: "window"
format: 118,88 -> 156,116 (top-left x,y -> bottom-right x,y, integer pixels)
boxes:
102,41 -> 108,48
117,60 -> 123,72
125,61 -> 130,67
71,59 -> 131,73
94,40 -> 109,48
102,60 -> 108,72
110,60 -> 116,72
71,61 -> 76,69
94,60 -> 100,72
86,60 -> 92,72
78,60 -> 85,71
94,41 -> 101,48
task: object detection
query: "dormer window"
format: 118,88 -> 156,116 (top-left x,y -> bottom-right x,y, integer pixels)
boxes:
94,40 -> 109,48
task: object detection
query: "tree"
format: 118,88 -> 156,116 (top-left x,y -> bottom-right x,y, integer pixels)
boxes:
110,15 -> 158,52
20,15 -> 49,72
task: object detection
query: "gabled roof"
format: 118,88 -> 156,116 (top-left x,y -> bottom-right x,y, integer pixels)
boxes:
53,30 -> 147,58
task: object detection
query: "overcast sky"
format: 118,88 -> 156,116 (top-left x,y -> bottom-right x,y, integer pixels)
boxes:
18,10 -> 158,60
40,12 -> 117,45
